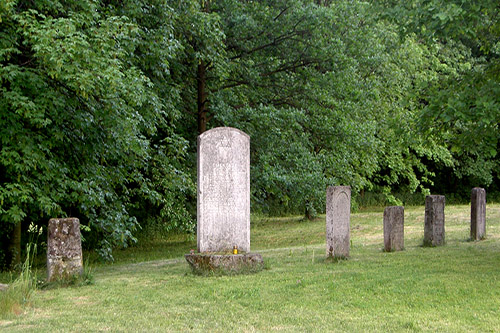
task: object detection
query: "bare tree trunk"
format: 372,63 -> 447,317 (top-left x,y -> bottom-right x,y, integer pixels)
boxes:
197,0 -> 210,135
305,201 -> 314,220
8,222 -> 21,270
197,60 -> 208,134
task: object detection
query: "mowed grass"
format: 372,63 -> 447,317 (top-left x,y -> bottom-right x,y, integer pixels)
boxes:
1,204 -> 500,332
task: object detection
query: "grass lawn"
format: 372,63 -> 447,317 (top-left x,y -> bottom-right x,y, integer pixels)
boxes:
1,204 -> 500,332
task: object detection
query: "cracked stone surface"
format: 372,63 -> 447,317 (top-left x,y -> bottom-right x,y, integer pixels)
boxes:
47,217 -> 83,281
197,127 -> 250,253
424,195 -> 445,246
326,186 -> 351,258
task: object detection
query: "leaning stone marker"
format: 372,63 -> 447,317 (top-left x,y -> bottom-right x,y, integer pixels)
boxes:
47,217 -> 83,282
423,195 -> 445,246
326,186 -> 351,258
383,206 -> 404,252
186,127 -> 262,274
471,187 -> 486,240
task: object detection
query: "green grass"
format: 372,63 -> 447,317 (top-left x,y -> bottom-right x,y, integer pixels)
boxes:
0,243 -> 38,318
1,204 -> 500,331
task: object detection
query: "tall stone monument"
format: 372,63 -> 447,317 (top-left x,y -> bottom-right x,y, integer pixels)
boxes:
186,127 -> 263,274
423,195 -> 445,246
197,127 -> 250,253
47,217 -> 83,282
470,187 -> 486,240
326,186 -> 351,258
383,206 -> 404,252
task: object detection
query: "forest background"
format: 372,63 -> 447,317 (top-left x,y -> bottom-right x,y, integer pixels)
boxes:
0,0 -> 499,267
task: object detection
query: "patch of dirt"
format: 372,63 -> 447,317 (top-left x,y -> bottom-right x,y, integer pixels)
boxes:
0,321 -> 14,327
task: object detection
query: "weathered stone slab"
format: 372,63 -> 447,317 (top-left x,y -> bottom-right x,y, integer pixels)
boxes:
383,206 -> 404,252
185,253 -> 264,275
471,187 -> 486,240
326,186 -> 351,258
47,217 -> 83,282
424,195 -> 445,246
197,127 -> 250,253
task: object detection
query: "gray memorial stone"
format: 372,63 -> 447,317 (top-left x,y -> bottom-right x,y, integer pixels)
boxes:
326,186 -> 351,258
471,187 -> 486,240
197,127 -> 250,253
424,195 -> 445,246
47,217 -> 83,282
383,206 -> 404,252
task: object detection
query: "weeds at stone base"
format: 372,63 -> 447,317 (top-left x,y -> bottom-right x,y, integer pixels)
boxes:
422,240 -> 446,247
187,261 -> 268,277
40,260 -> 94,290
324,256 -> 349,263
381,247 -> 405,253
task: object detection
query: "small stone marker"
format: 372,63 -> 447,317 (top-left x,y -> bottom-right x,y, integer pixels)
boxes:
470,187 -> 486,240
47,217 -> 83,282
424,195 -> 445,246
197,127 -> 250,253
326,186 -> 351,258
383,206 -> 404,252
0,283 -> 8,292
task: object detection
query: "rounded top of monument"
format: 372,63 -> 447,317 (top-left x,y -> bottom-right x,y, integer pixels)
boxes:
198,127 -> 250,140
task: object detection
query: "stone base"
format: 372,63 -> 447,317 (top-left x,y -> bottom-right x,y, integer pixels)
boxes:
47,257 -> 83,282
185,253 -> 264,275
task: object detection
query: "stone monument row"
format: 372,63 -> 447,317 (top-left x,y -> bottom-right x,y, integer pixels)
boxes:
423,195 -> 445,246
470,187 -> 486,240
383,206 -> 404,252
326,186 -> 351,258
47,217 -> 83,282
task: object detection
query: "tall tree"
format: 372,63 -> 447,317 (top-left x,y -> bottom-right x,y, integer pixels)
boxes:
373,0 -> 500,191
169,0 -> 452,215
0,0 -> 192,262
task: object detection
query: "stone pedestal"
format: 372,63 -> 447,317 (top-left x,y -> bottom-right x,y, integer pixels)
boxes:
185,253 -> 264,275
47,218 -> 83,282
423,195 -> 445,246
326,186 -> 351,258
470,187 -> 486,240
383,206 -> 404,252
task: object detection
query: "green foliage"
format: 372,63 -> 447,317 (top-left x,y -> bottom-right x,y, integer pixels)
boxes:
0,0 -> 194,262
224,106 -> 329,216
1,0 -> 498,262
210,0 -> 452,213
374,0 -> 500,189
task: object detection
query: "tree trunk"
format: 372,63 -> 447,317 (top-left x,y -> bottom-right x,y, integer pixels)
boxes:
197,60 -> 208,134
305,201 -> 314,220
7,222 -> 21,270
